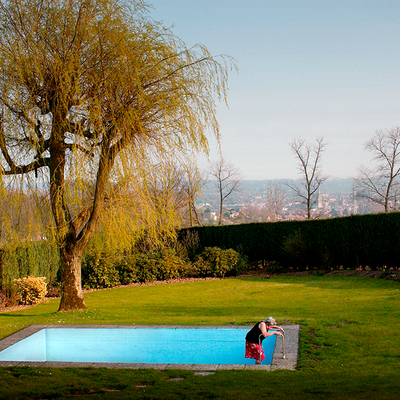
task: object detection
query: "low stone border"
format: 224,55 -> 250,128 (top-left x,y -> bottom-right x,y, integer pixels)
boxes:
0,324 -> 300,371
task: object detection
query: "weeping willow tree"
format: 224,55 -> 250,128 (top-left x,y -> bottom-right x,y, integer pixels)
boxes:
0,0 -> 232,311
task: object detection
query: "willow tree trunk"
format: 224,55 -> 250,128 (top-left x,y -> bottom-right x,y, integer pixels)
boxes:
58,246 -> 86,311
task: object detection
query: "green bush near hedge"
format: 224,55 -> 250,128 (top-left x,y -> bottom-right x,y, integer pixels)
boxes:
192,247 -> 247,278
81,252 -> 121,289
119,249 -> 191,284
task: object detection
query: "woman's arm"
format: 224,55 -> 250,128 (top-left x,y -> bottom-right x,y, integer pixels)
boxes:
270,324 -> 284,332
259,322 -> 282,337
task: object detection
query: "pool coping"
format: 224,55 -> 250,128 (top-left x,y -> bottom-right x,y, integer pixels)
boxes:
0,324 -> 300,371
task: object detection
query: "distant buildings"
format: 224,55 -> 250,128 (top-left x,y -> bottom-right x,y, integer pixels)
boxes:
195,179 -> 383,225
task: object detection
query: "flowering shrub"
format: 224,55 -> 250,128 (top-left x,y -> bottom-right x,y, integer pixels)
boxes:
13,276 -> 47,305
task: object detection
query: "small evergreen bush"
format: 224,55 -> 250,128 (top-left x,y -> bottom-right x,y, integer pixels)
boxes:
133,253 -> 158,283
156,249 -> 190,280
176,230 -> 200,261
282,229 -> 307,271
192,247 -> 246,278
82,253 -> 121,289
115,256 -> 139,285
13,276 -> 47,305
129,250 -> 190,283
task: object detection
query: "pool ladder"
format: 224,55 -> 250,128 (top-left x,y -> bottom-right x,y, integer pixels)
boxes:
258,330 -> 285,365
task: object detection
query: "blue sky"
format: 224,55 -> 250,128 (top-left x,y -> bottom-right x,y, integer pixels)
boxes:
148,0 -> 400,180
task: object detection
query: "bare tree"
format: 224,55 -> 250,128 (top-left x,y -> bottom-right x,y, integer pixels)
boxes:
181,165 -> 207,227
265,180 -> 285,221
286,137 -> 328,219
353,127 -> 400,212
208,159 -> 242,225
144,161 -> 206,229
145,163 -> 187,231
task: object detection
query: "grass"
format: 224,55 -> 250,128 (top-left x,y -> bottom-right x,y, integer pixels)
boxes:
0,275 -> 400,399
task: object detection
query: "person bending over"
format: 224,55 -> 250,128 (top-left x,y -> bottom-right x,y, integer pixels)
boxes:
245,316 -> 283,364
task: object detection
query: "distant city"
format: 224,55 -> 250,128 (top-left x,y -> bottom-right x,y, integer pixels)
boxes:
196,178 -> 384,224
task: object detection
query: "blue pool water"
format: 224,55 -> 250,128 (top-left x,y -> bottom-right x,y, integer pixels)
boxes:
0,328 -> 277,365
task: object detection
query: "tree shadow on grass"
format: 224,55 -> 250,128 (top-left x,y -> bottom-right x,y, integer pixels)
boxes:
0,311 -> 59,318
235,275 -> 397,291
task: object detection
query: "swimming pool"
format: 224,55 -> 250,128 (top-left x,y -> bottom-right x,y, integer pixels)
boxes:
0,327 -> 278,365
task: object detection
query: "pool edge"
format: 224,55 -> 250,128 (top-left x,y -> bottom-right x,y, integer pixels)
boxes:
0,324 -> 300,371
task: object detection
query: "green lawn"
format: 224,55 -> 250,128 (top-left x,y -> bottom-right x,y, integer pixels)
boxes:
0,275 -> 399,399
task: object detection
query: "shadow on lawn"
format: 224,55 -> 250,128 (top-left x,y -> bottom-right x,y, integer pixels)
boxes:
0,311 -> 58,318
236,275 -> 399,290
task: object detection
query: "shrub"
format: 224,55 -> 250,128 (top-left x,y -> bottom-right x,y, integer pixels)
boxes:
176,230 -> 200,261
13,276 -> 47,305
130,250 -> 190,283
115,256 -> 139,285
82,253 -> 121,289
81,246 -> 241,289
0,290 -> 10,309
282,229 -> 308,271
84,249 -> 191,287
133,253 -> 158,283
156,249 -> 190,280
192,247 -> 246,278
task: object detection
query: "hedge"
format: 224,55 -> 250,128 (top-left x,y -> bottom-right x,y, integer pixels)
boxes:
182,213 -> 400,271
0,240 -> 59,294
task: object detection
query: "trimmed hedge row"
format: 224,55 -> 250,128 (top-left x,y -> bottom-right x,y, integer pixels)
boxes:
182,213 -> 400,271
0,241 -> 59,294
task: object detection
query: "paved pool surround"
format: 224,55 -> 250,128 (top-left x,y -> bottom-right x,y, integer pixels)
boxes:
0,324 -> 300,371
